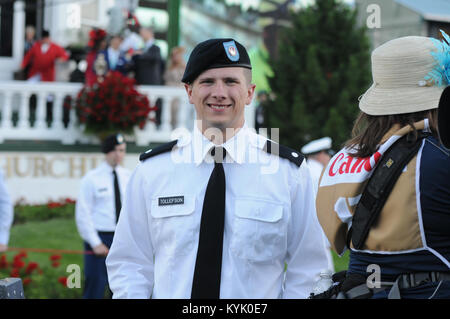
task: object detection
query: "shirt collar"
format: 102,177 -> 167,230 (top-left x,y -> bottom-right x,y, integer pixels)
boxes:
190,122 -> 249,166
144,39 -> 154,50
100,161 -> 118,173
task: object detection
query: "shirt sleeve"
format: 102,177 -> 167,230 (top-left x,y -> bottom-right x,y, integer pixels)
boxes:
21,44 -> 35,69
106,164 -> 154,299
0,171 -> 13,245
56,44 -> 69,61
282,161 -> 330,299
75,176 -> 102,248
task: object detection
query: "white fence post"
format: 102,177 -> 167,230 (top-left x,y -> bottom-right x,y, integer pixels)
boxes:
1,92 -> 13,130
18,92 -> 31,129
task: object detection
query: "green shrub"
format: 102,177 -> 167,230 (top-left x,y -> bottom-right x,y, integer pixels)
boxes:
13,199 -> 76,224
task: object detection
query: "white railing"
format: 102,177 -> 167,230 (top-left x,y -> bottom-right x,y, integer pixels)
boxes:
0,80 -> 256,146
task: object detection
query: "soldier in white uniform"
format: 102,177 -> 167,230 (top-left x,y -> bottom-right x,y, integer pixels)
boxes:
75,133 -> 131,298
301,137 -> 333,190
0,169 -> 13,253
301,137 -> 335,273
106,38 -> 329,299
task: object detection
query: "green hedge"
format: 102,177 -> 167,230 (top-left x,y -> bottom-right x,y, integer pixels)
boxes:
13,199 -> 76,224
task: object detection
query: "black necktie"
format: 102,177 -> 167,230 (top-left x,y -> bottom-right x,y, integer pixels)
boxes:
113,170 -> 121,223
191,147 -> 226,299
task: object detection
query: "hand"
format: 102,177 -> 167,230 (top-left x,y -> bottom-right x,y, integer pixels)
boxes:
0,244 -> 7,253
92,243 -> 109,257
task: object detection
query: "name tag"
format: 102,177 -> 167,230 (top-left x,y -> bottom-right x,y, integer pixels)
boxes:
158,196 -> 185,206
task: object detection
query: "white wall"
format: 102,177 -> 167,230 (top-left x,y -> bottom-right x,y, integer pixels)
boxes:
1,152 -> 140,204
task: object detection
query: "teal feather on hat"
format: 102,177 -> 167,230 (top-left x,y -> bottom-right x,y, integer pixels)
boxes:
425,30 -> 450,86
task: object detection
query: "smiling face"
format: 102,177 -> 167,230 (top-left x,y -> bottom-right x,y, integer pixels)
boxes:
185,67 -> 255,140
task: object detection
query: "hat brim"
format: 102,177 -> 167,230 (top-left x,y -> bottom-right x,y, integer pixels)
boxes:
359,84 -> 444,115
208,63 -> 252,70
438,86 -> 450,148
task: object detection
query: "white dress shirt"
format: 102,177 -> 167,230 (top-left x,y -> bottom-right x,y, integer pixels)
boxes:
107,47 -> 120,70
306,158 -> 335,273
0,170 -> 13,245
306,158 -> 325,192
75,162 -> 131,248
106,124 -> 329,299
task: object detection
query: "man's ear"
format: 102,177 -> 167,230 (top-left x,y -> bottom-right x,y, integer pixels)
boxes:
184,83 -> 193,104
246,84 -> 256,105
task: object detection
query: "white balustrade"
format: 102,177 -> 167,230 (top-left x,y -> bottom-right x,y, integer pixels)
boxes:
0,80 -> 257,146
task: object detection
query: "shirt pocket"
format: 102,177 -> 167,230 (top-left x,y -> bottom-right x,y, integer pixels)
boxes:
230,198 -> 287,262
150,195 -> 196,256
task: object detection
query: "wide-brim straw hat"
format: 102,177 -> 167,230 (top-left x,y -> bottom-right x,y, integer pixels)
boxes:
359,36 -> 445,115
438,86 -> 450,148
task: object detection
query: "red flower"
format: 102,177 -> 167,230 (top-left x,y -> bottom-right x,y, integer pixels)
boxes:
25,262 -> 39,274
16,251 -> 27,259
74,71 -> 154,133
88,28 -> 107,48
58,277 -> 68,287
10,268 -> 20,278
13,259 -> 25,269
65,198 -> 76,204
47,202 -> 62,209
51,261 -> 60,268
50,254 -> 62,261
23,278 -> 32,285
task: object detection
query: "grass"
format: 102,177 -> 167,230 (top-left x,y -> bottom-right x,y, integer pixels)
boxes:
332,250 -> 350,273
5,218 -> 84,269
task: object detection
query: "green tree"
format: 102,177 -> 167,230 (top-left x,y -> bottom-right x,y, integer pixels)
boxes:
265,0 -> 371,150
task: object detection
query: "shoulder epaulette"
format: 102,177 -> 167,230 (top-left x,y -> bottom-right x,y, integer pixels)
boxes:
139,140 -> 178,162
263,140 -> 304,167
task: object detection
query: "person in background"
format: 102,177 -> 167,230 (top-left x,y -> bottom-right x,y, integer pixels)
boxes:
75,133 -> 131,298
21,29 -> 69,82
163,46 -> 186,128
132,26 -> 164,85
24,25 -> 36,54
120,24 -> 142,55
254,91 -> 269,133
85,28 -> 108,86
0,169 -> 13,253
22,25 -> 37,79
301,137 -> 335,274
96,35 -> 128,75
132,27 -> 165,126
301,137 -> 333,189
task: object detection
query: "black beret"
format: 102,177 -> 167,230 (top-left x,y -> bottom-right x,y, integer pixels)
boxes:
182,38 -> 252,84
102,133 -> 125,153
438,86 -> 450,149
